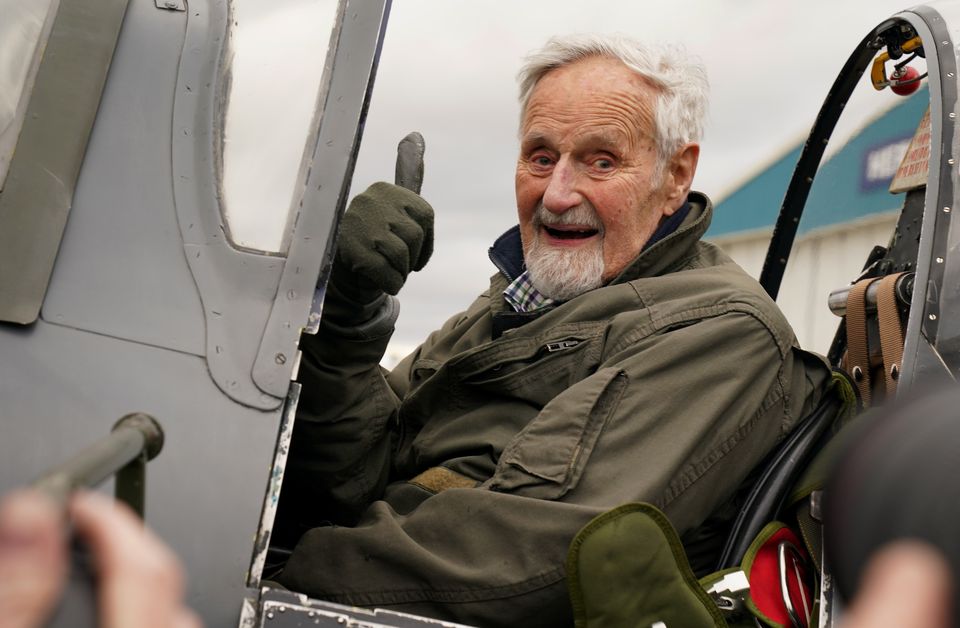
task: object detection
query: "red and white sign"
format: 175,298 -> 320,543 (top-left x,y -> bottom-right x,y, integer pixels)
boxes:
890,107 -> 931,193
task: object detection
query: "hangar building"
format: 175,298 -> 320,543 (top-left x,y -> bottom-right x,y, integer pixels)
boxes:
707,89 -> 929,353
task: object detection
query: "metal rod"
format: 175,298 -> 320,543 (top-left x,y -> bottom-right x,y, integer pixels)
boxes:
32,413 -> 164,516
115,458 -> 147,518
828,272 -> 914,317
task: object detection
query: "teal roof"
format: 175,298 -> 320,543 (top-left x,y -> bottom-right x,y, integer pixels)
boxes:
709,87 -> 929,238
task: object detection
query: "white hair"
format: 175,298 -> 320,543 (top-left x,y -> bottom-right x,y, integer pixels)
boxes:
517,34 -> 709,174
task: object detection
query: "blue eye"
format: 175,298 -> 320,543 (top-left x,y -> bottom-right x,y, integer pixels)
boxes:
594,158 -> 614,171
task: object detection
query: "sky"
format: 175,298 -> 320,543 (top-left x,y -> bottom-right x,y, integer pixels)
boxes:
340,0 -> 917,360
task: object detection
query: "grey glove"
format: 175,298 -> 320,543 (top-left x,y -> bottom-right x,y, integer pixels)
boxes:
330,181 -> 434,305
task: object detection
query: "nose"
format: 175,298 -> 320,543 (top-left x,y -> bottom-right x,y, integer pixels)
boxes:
542,156 -> 582,214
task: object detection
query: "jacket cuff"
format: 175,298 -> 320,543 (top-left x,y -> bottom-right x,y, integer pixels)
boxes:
321,291 -> 400,341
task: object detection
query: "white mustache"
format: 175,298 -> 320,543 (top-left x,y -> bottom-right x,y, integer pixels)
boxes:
533,202 -> 603,232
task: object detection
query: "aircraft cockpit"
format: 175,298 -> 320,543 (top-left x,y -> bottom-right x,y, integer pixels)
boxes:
1,1 -> 959,627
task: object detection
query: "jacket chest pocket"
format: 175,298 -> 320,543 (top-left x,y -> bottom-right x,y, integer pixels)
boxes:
453,331 -> 603,407
487,366 -> 628,500
396,325 -> 607,471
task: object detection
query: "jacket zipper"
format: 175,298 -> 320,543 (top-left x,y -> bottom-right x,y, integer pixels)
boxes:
545,339 -> 581,352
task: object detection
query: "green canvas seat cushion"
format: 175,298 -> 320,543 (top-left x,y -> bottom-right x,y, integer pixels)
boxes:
567,502 -> 726,628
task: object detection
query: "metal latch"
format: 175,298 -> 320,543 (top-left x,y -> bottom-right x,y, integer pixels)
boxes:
706,569 -> 752,622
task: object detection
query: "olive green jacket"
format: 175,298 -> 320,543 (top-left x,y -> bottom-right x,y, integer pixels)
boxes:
276,193 -> 831,627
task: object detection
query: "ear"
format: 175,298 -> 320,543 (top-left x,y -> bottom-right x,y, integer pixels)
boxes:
661,143 -> 700,216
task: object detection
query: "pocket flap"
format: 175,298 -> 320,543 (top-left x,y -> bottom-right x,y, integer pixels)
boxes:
488,367 -> 627,499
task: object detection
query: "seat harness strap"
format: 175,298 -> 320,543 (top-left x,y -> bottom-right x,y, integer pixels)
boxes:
876,272 -> 906,397
845,278 -> 876,407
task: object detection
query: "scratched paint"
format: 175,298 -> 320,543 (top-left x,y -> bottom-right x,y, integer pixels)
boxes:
246,383 -> 301,588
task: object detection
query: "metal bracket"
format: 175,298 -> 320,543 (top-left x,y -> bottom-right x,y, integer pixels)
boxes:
154,0 -> 186,11
252,588 -> 478,627
706,570 -> 753,623
32,412 -> 165,517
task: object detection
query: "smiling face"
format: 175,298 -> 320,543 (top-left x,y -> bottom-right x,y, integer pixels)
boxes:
516,56 -> 695,299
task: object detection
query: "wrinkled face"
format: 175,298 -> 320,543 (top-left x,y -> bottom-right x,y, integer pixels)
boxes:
516,56 -> 678,299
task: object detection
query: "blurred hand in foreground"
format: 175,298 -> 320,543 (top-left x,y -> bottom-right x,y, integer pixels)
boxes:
842,541 -> 953,628
0,491 -> 65,628
0,490 -> 201,628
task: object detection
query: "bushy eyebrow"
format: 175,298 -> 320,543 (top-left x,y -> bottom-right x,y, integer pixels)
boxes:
519,130 -> 626,154
578,132 -> 622,152
519,133 -> 552,153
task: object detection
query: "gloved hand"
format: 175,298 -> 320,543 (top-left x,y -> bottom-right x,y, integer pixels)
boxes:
330,181 -> 434,305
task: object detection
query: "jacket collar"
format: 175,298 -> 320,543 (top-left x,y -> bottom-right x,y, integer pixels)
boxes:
487,226 -> 526,282
487,191 -> 713,285
611,191 -> 712,282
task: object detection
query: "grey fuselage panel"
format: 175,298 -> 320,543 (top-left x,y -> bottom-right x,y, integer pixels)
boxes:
0,0 -> 392,625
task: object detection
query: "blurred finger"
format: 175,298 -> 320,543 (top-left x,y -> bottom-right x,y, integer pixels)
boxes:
842,541 -> 953,628
174,608 -> 204,628
70,491 -> 194,628
0,490 -> 67,628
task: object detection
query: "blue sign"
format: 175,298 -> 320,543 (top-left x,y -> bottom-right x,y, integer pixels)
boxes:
861,136 -> 912,192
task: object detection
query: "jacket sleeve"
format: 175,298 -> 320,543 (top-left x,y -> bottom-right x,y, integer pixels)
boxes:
275,293 -> 477,539
274,319 -> 397,540
276,309 -> 830,627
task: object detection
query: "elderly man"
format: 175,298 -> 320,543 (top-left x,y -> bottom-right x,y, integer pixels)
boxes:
274,34 -> 831,626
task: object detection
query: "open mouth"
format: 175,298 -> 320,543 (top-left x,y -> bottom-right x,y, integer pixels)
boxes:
542,225 -> 600,240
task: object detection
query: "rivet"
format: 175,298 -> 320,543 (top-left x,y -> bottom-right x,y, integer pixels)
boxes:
945,206 -> 952,213
949,159 -> 956,165
852,365 -> 864,382
943,40 -> 950,45
267,612 -> 275,620
890,364 -> 900,380
275,352 -> 286,364
279,606 -> 286,613
805,176 -> 814,183
930,313 -> 938,321
937,257 -> 944,263
779,258 -> 787,264
951,113 -> 957,119
950,72 -> 956,78
308,612 -> 316,618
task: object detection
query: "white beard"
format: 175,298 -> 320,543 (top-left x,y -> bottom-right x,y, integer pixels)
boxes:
524,203 -> 605,301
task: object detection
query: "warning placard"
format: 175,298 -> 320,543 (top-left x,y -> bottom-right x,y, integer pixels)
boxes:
890,106 -> 931,193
